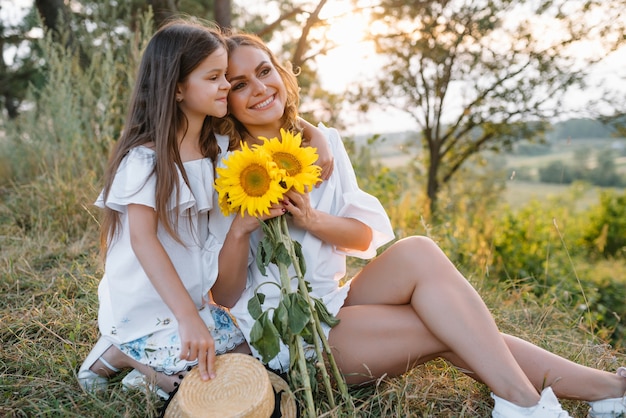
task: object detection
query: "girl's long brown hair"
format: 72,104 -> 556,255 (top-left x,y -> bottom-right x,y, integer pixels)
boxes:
100,18 -> 226,253
213,32 -> 303,152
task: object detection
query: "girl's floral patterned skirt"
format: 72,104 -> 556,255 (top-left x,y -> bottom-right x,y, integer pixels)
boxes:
118,304 -> 245,375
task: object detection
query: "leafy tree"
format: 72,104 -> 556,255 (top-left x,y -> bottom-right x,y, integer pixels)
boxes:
538,161 -> 578,184
1,0 -> 230,120
0,6 -> 45,119
349,0 -> 626,215
2,0 -> 347,124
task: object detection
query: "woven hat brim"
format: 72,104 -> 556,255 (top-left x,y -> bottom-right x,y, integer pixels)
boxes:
164,353 -> 275,418
267,371 -> 297,418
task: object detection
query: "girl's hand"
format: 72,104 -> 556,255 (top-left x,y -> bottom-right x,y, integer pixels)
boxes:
299,117 -> 334,184
178,312 -> 216,381
313,138 -> 334,183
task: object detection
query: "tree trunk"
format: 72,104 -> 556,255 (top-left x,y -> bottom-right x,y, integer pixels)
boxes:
35,0 -> 69,36
35,0 -> 89,69
426,148 -> 440,217
214,0 -> 231,30
147,0 -> 178,29
1,47 -> 19,119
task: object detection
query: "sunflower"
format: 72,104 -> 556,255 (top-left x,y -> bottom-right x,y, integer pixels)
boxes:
215,142 -> 286,217
258,129 -> 321,193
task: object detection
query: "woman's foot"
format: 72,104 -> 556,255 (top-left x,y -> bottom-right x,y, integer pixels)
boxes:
587,367 -> 626,418
492,387 -> 572,418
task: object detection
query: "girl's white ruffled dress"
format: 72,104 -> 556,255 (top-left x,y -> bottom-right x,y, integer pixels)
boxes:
95,146 -> 244,375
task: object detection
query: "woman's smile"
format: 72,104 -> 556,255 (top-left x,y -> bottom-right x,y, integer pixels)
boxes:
251,94 -> 276,110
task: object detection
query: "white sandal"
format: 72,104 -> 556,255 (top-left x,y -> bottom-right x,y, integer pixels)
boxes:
77,337 -> 120,392
121,369 -> 171,400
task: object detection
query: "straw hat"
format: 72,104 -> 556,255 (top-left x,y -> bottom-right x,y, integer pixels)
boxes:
267,370 -> 297,418
163,353 -> 296,418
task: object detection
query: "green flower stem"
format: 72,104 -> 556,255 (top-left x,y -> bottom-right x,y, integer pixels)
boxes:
308,306 -> 336,409
263,214 -> 354,416
311,300 -> 353,407
293,334 -> 317,418
282,215 -> 353,410
273,217 -> 316,417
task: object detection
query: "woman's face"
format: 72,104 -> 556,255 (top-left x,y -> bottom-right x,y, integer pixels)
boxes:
226,45 -> 287,135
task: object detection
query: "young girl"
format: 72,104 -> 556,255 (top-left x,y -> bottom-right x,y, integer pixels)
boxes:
77,19 -> 247,397
210,32 -> 626,418
78,19 -> 334,399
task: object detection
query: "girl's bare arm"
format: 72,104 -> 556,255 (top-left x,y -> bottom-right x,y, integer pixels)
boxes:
127,203 -> 216,381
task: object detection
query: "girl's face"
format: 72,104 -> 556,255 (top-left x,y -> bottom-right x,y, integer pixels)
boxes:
226,45 -> 288,136
176,46 -> 230,121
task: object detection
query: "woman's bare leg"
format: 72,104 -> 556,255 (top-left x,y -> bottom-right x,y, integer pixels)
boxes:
501,335 -> 626,401
333,236 -> 626,406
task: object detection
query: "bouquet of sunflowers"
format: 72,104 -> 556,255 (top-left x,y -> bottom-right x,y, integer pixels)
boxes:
215,129 -> 353,417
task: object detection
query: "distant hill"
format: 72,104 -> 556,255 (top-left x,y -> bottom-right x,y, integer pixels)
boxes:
351,117 -> 619,143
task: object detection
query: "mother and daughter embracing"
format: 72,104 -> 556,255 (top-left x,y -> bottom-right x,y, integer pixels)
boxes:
76,17 -> 626,418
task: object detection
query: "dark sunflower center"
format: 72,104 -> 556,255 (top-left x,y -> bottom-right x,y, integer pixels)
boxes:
274,152 -> 302,177
240,163 -> 271,197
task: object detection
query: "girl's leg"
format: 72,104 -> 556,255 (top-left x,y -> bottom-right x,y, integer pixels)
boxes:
87,345 -> 184,393
89,340 -> 253,394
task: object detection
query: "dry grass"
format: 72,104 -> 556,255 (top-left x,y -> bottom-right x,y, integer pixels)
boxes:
1,175 -> 624,417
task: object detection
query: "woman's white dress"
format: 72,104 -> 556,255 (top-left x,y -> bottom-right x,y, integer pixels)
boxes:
208,126 -> 395,373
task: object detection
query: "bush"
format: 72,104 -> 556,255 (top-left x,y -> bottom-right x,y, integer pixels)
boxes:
581,190 -> 626,259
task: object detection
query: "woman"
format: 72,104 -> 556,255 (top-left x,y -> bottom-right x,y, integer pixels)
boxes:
209,32 -> 626,418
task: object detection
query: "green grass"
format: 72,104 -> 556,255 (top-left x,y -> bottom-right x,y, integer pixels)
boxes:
2,187 -> 625,417
503,180 -> 601,209
2,130 -> 624,416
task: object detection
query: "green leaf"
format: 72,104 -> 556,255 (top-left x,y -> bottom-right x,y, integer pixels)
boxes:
313,297 -> 340,327
272,298 -> 290,338
274,241 -> 292,267
300,324 -> 314,345
249,313 -> 281,363
293,240 -> 306,276
256,236 -> 274,276
247,292 -> 265,320
287,293 -> 311,335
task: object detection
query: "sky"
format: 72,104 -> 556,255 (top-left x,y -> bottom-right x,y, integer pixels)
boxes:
2,0 -> 625,136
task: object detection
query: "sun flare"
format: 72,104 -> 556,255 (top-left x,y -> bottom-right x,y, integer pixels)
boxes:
314,1 -> 381,93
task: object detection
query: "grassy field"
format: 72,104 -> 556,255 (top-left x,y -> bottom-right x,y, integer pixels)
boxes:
2,130 -> 625,417
2,232 -> 624,417
366,134 -> 626,209
502,180 -> 601,209
2,177 -> 625,418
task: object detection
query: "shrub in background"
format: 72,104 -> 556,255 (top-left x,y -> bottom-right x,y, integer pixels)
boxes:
581,190 -> 626,259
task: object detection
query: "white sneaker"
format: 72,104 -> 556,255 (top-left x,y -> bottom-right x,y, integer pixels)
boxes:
121,369 -> 170,400
587,367 -> 626,418
492,387 -> 572,418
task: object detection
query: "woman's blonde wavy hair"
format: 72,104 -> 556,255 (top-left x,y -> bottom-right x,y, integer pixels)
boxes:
214,32 -> 303,152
